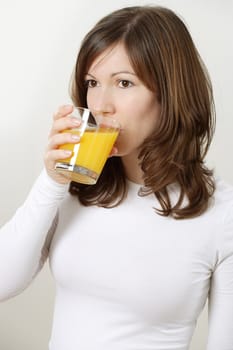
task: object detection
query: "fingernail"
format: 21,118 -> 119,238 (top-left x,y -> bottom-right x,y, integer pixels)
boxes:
71,134 -> 80,141
64,150 -> 72,156
71,117 -> 80,125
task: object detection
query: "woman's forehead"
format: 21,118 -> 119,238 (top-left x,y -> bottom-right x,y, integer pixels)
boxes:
87,43 -> 134,74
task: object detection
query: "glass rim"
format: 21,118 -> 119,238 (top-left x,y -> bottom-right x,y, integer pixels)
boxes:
71,106 -> 120,129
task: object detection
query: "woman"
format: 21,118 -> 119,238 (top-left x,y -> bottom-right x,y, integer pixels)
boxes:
0,6 -> 233,350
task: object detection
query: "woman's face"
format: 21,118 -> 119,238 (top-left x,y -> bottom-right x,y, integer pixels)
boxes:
85,43 -> 161,158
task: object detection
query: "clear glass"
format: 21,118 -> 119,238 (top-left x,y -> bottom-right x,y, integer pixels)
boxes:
55,107 -> 120,185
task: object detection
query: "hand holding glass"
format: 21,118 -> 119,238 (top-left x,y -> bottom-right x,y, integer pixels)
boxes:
55,107 -> 120,185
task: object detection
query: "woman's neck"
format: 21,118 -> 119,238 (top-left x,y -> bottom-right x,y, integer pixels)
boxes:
121,153 -> 144,185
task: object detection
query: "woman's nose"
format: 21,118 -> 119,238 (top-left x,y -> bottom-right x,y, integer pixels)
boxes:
89,89 -> 115,116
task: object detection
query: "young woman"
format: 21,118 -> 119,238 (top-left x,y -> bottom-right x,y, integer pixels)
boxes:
0,6 -> 233,350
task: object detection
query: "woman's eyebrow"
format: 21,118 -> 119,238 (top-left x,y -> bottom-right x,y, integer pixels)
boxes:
85,73 -> 96,79
85,71 -> 137,79
111,71 -> 137,77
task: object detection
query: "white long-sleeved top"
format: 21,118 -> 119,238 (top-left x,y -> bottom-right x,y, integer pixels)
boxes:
0,169 -> 233,350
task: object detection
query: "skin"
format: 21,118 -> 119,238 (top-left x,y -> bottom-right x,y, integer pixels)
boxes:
44,43 -> 161,185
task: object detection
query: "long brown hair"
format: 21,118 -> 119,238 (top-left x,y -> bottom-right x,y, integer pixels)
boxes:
69,6 -> 216,219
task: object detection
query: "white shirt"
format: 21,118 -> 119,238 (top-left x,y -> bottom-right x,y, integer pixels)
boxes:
0,170 -> 233,350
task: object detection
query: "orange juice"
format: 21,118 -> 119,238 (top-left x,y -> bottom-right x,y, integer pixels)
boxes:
56,126 -> 119,184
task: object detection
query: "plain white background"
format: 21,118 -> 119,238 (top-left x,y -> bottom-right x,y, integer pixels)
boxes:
0,0 -> 232,349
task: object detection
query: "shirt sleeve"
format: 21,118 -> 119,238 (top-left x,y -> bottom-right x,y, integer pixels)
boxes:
207,202 -> 233,349
0,169 -> 69,301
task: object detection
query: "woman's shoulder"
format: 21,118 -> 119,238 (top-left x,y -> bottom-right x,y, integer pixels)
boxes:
214,177 -> 233,207
212,176 -> 233,232
203,177 -> 233,230
211,177 -> 233,260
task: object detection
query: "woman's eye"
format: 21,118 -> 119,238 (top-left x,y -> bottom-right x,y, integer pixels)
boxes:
118,80 -> 133,88
85,79 -> 98,88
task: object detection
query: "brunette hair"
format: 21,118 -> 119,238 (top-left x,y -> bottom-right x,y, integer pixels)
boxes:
69,5 -> 216,219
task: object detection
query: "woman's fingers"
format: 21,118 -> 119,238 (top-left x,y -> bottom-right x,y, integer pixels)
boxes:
47,131 -> 80,151
109,146 -> 118,157
44,104 -> 81,184
49,113 -> 81,137
53,104 -> 73,120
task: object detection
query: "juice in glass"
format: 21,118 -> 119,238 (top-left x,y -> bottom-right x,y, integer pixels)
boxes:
55,125 -> 119,184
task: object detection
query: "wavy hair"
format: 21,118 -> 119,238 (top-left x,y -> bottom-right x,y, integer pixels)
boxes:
69,5 -> 216,219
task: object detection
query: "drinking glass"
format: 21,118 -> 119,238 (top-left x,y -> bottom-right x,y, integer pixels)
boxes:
55,107 -> 120,185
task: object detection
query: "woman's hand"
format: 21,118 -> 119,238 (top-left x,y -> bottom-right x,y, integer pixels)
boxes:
44,105 -> 81,184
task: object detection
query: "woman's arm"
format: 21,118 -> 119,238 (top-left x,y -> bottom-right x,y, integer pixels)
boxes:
0,169 -> 69,301
0,105 -> 82,301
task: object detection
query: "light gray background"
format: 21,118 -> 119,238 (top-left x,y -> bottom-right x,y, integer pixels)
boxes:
0,0 -> 232,349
